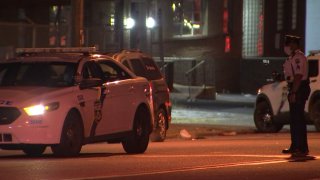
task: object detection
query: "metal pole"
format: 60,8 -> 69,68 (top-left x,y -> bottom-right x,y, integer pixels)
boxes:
158,8 -> 165,75
32,27 -> 36,48
71,0 -> 84,47
116,0 -> 124,50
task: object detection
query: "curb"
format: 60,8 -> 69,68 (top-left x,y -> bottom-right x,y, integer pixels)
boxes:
166,124 -> 257,140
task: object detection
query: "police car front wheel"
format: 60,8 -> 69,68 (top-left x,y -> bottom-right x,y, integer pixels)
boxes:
310,100 -> 320,132
51,111 -> 84,157
122,107 -> 150,154
254,101 -> 283,133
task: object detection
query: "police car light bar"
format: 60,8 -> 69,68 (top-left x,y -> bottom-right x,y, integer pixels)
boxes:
16,47 -> 97,54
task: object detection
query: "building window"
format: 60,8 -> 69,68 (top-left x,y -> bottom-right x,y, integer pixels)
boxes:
242,0 -> 264,57
171,0 -> 206,37
49,5 -> 71,47
277,0 -> 284,31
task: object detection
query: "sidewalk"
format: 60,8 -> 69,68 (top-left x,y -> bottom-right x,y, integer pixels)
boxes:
167,91 -> 258,139
170,92 -> 256,108
166,123 -> 257,140
170,83 -> 256,107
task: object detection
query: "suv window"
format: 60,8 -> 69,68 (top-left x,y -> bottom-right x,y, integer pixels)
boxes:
98,61 -> 131,82
130,59 -> 147,78
122,60 -> 130,69
142,58 -> 162,80
129,58 -> 162,80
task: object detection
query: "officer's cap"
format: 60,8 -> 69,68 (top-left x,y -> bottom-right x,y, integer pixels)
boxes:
284,35 -> 301,45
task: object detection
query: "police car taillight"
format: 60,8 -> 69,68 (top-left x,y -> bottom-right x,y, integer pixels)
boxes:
16,47 -> 97,54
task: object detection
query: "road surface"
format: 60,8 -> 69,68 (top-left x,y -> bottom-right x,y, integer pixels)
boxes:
1,133 -> 320,180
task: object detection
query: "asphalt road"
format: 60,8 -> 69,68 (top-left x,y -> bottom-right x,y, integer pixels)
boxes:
1,133 -> 320,180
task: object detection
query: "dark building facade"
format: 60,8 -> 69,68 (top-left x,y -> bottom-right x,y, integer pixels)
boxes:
0,0 -> 308,94
241,0 -> 306,93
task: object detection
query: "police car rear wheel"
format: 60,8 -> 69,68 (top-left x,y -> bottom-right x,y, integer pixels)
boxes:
310,100 -> 320,132
122,107 -> 150,154
22,145 -> 46,157
51,111 -> 83,157
150,108 -> 167,142
254,101 -> 283,133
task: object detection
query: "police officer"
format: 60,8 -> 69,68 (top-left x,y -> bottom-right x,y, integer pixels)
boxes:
282,35 -> 311,157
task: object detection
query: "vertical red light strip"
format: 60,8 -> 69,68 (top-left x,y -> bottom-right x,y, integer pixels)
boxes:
223,0 -> 230,53
223,9 -> 229,34
225,35 -> 231,52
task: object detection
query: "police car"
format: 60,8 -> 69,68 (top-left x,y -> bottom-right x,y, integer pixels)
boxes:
0,47 -> 153,156
254,50 -> 320,133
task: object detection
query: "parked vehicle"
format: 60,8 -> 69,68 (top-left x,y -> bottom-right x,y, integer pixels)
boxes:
254,50 -> 320,132
0,47 -> 153,156
112,50 -> 171,142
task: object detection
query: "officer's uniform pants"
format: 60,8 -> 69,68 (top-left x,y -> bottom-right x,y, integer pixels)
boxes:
288,81 -> 310,152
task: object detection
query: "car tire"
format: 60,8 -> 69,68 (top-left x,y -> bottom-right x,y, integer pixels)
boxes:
122,107 -> 150,154
51,111 -> 83,157
150,109 -> 167,142
310,100 -> 320,131
22,145 -> 46,157
254,101 -> 283,133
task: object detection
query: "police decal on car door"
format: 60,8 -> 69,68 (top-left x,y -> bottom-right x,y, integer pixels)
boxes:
90,85 -> 107,136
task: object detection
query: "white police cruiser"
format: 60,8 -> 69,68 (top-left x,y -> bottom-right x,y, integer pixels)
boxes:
0,47 -> 153,156
254,50 -> 320,133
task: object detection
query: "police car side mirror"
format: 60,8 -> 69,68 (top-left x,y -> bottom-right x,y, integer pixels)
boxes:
79,78 -> 103,90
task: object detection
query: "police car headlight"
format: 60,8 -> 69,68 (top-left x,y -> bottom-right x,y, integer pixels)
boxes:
24,102 -> 60,116
257,88 -> 262,94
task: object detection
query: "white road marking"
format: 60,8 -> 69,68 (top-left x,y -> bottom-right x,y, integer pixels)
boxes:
67,155 -> 319,180
130,154 -> 291,159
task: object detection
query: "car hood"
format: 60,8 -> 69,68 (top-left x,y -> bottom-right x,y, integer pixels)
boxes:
0,86 -> 75,108
260,81 -> 286,90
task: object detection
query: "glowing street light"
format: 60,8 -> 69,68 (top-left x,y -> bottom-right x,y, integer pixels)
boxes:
146,17 -> 156,29
124,17 -> 135,29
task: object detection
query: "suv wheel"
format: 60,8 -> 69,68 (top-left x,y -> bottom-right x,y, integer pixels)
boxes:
150,109 -> 167,142
310,100 -> 320,131
254,101 -> 283,133
22,145 -> 46,157
51,111 -> 83,157
122,107 -> 150,154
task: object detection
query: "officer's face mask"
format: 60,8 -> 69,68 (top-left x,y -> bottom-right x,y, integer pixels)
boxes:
284,46 -> 292,56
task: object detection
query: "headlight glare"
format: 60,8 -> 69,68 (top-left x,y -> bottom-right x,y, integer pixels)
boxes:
24,105 -> 45,116
24,102 -> 59,116
257,88 -> 262,94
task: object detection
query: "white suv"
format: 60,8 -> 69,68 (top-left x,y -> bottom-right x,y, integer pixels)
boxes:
0,48 -> 153,156
254,51 -> 320,132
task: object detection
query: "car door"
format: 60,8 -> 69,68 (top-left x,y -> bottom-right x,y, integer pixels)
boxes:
95,60 -> 136,135
76,61 -> 103,138
307,59 -> 319,110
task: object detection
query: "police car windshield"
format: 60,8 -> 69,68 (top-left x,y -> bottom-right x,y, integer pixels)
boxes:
0,62 -> 77,87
